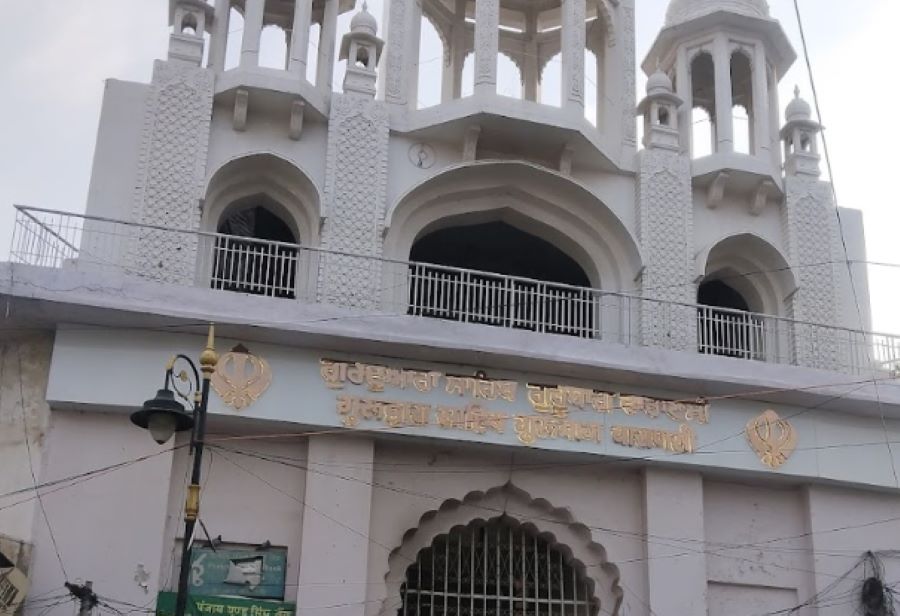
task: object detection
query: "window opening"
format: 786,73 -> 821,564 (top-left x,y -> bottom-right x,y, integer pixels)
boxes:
697,279 -> 763,360
213,206 -> 298,299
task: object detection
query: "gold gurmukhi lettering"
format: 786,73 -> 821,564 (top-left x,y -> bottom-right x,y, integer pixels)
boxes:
320,360 -> 441,393
436,405 -> 508,434
336,395 -> 431,428
609,424 -> 695,454
513,415 -> 603,446
525,384 -> 708,424
445,376 -> 518,402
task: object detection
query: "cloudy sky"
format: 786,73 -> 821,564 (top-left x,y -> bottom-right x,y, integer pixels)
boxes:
1,0 -> 897,334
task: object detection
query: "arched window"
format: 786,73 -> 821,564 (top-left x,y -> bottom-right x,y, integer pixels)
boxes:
408,221 -> 596,337
259,23 -> 289,70
690,52 -> 715,157
697,279 -> 764,360
212,205 -> 299,299
398,518 -> 599,616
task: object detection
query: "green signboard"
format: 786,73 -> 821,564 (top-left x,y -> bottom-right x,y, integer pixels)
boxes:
189,547 -> 288,600
156,592 -> 295,616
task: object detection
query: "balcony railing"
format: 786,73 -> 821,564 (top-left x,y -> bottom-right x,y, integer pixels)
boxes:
9,205 -> 900,376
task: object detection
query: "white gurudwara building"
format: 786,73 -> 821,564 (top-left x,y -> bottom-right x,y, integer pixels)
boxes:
2,0 -> 900,615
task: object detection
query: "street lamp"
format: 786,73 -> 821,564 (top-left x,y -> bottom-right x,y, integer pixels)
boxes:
131,324 -> 218,616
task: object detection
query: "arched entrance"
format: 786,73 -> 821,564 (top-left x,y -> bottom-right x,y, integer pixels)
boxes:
398,517 -> 599,616
408,221 -> 595,337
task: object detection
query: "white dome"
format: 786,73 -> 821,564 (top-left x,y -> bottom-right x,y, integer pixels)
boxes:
350,4 -> 378,36
785,86 -> 812,123
646,69 -> 674,96
665,0 -> 770,26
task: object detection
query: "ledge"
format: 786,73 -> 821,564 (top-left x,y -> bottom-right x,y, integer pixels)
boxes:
2,263 -> 898,419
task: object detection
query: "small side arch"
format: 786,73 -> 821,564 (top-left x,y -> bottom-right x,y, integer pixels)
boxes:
203,153 -> 322,247
695,232 -> 796,317
378,483 -> 623,616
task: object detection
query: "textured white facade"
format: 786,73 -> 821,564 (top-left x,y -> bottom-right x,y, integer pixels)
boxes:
2,1 -> 900,616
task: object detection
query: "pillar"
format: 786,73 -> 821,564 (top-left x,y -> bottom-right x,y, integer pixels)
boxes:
712,34 -> 733,153
474,0 -> 499,96
289,0 -> 313,77
295,435 -> 374,616
208,0 -> 230,71
751,43 -> 770,159
675,46 -> 692,152
644,469 -> 707,616
316,0 -> 339,90
240,0 -> 265,68
560,0 -> 586,114
523,10 -> 539,102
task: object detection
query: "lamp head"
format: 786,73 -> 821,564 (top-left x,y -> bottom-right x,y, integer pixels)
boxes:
131,387 -> 195,444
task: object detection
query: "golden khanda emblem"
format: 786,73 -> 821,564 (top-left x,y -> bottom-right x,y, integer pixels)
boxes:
746,409 -> 797,469
211,345 -> 272,410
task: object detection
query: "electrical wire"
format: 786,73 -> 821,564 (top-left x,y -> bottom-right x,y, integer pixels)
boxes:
7,343 -> 69,582
792,0 -> 900,490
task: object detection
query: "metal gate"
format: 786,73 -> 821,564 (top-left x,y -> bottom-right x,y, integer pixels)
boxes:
399,518 -> 598,616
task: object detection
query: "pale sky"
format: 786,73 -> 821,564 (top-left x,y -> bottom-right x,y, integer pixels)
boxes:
1,0 -> 897,334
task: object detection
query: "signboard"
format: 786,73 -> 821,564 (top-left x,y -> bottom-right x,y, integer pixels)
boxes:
0,566 -> 29,616
189,547 -> 287,600
156,592 -> 294,616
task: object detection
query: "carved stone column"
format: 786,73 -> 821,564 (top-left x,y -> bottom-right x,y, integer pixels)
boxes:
240,0 -> 265,68
208,0 -> 230,71
289,0 -> 313,77
782,177 -> 839,370
317,0 -> 340,90
129,60 -> 214,284
318,94 -> 390,309
560,0 -> 585,114
712,34 -> 734,153
751,42 -> 770,158
474,0 -> 499,96
382,0 -> 421,107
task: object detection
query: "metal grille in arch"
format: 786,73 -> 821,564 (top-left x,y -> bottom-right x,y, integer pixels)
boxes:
399,518 -> 598,616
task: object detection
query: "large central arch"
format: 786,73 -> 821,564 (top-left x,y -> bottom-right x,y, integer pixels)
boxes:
382,162 -> 641,339
384,162 -> 642,292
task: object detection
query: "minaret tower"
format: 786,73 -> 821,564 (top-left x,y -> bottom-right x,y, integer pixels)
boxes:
645,0 -> 795,214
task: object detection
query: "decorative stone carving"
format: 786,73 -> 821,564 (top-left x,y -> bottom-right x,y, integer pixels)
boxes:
384,0 -> 408,104
474,0 -> 499,89
782,176 -> 839,370
130,60 -> 213,285
637,149 -> 695,351
621,3 -> 637,146
318,94 -> 390,309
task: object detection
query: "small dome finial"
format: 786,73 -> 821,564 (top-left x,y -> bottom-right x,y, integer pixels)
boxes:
785,86 -> 812,123
350,1 -> 378,35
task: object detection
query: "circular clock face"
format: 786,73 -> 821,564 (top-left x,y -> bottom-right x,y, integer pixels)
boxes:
408,142 -> 436,169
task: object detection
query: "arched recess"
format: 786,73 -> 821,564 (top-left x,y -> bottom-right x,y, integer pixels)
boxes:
202,153 -> 322,299
696,233 -> 796,360
696,232 -> 795,317
385,162 -> 641,291
379,484 -> 623,616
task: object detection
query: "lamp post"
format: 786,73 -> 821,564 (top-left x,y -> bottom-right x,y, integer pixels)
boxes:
131,325 -> 218,616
